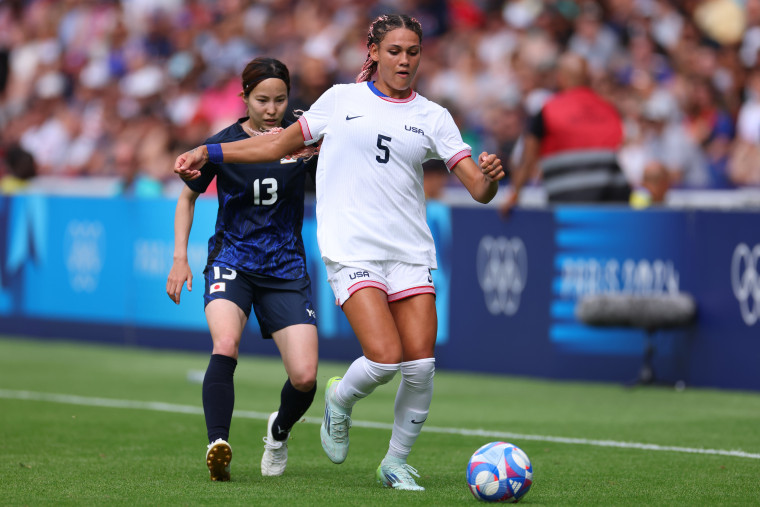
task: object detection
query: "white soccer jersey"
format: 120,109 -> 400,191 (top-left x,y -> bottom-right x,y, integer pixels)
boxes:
298,82 -> 471,268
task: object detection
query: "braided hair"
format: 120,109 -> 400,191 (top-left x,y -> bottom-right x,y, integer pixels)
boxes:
356,14 -> 423,83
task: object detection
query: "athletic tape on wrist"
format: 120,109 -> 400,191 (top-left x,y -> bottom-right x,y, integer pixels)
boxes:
206,144 -> 223,164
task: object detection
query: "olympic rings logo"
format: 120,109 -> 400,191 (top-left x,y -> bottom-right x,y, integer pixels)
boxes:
64,220 -> 105,293
476,235 -> 528,316
731,243 -> 760,326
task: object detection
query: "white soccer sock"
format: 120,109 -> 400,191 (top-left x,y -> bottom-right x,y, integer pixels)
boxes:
334,356 -> 400,409
387,357 -> 435,461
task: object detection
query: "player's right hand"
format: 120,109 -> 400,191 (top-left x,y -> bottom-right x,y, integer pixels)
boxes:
174,146 -> 207,181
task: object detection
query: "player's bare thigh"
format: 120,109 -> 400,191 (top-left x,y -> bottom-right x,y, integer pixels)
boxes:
341,287 -> 403,364
272,324 -> 318,391
389,293 -> 437,361
205,298 -> 248,359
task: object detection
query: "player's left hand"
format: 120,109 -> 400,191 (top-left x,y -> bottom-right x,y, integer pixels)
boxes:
166,259 -> 192,305
478,152 -> 504,182
174,146 -> 207,181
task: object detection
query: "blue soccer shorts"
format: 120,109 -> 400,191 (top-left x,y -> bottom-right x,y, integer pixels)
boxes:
203,265 -> 317,339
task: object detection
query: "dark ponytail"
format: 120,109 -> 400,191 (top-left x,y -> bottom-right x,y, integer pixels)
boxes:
241,57 -> 290,97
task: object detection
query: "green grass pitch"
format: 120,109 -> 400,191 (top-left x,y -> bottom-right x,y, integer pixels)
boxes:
1,336 -> 759,506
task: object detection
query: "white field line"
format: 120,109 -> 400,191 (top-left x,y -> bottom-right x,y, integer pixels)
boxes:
2,388 -> 759,460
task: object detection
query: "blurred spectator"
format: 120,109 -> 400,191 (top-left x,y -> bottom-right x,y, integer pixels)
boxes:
693,0 -> 746,47
612,32 -> 674,90
729,67 -> 760,186
510,30 -> 557,117
479,99 -> 525,183
288,55 -> 336,115
679,77 -> 735,188
0,0 -> 757,200
649,0 -> 687,54
0,143 -> 37,194
619,91 -> 710,190
567,2 -> 619,76
741,0 -> 760,68
630,160 -> 671,208
501,52 -> 630,213
114,113 -> 173,198
422,160 -> 450,201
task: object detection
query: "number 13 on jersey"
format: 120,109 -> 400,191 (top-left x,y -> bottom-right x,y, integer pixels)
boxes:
253,177 -> 278,205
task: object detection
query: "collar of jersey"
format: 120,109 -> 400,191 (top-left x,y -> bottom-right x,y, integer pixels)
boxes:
367,81 -> 416,103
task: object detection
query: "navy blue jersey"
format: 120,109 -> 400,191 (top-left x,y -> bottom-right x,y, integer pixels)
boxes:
186,118 -> 317,279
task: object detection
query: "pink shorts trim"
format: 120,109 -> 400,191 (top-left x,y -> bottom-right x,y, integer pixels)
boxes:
388,286 -> 436,302
347,280 -> 388,296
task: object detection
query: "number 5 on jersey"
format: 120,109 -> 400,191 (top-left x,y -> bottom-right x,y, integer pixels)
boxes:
376,135 -> 392,164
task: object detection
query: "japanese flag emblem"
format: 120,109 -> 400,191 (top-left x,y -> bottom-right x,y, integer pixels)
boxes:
210,282 -> 226,293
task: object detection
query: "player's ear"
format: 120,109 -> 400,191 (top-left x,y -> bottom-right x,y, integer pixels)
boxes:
370,43 -> 380,62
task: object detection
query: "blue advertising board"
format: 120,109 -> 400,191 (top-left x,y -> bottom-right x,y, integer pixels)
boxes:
687,212 -> 760,390
0,194 -> 757,390
442,207 -> 555,377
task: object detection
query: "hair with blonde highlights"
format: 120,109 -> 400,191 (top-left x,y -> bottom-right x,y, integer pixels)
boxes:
356,14 -> 423,83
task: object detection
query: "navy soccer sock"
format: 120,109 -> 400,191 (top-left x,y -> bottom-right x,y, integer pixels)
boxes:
202,354 -> 237,444
272,379 -> 317,441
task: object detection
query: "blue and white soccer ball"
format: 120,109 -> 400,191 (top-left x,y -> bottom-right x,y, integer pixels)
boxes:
466,441 -> 533,503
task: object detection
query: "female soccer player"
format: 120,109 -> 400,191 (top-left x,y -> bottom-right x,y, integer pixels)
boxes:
166,57 -> 319,481
175,15 -> 504,490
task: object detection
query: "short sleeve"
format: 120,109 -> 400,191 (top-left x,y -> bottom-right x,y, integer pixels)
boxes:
185,159 -> 217,193
184,122 -> 240,193
299,85 -> 338,145
430,108 -> 472,171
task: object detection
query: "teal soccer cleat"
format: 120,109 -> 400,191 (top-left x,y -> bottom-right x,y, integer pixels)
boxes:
376,459 -> 425,491
319,376 -> 352,464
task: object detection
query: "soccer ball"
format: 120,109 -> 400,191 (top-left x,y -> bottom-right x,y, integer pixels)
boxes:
466,441 -> 533,502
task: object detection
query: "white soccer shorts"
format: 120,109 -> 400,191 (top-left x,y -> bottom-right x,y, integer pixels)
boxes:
324,259 -> 435,306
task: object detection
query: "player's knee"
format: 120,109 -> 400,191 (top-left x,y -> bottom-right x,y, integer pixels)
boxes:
212,337 -> 239,358
364,343 -> 403,365
401,357 -> 435,391
289,369 -> 317,392
364,357 -> 401,384
367,352 -> 402,365
401,339 -> 436,362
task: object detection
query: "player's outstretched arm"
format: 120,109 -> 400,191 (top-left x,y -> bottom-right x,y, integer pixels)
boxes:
451,151 -> 504,204
174,122 -> 307,180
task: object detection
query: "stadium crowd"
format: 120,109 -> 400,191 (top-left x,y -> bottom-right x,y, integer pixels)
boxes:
0,0 -> 759,198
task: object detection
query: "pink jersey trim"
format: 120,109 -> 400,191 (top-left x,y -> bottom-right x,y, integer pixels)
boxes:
388,286 -> 436,302
445,149 -> 472,170
367,81 -> 417,103
298,116 -> 313,142
377,90 -> 417,103
348,280 -> 388,296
